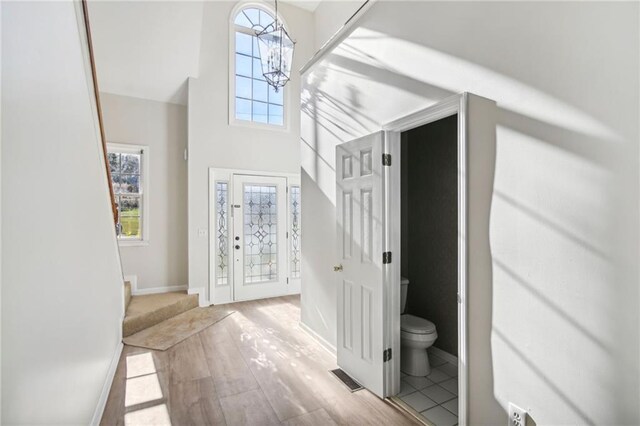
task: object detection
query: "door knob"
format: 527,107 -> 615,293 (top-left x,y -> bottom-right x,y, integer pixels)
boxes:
333,264 -> 343,272
235,245 -> 240,250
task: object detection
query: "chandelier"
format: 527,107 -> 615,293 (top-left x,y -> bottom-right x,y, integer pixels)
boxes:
256,0 -> 295,92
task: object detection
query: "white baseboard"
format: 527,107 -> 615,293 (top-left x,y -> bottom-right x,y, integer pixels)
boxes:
299,321 -> 336,356
429,346 -> 458,365
91,341 -> 123,426
125,274 -> 187,296
188,287 -> 208,307
132,285 -> 188,296
123,274 -> 137,291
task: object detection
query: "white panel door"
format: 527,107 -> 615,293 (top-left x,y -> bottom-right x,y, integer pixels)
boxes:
336,131 -> 387,397
232,175 -> 288,301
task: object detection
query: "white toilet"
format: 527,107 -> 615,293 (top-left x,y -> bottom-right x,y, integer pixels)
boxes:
400,277 -> 438,376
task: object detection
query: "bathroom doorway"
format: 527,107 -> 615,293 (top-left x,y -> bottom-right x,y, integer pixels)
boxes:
395,114 -> 461,425
381,93 -> 497,425
333,93 -> 496,425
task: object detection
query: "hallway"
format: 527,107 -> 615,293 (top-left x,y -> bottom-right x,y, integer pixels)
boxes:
101,296 -> 419,425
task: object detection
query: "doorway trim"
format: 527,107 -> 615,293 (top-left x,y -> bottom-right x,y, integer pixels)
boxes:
208,167 -> 301,305
382,93 -> 469,424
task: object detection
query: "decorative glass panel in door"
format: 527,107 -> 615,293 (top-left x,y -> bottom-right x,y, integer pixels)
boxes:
232,175 -> 288,301
243,184 -> 278,283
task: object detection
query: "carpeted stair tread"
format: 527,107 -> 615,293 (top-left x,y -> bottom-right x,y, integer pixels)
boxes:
123,306 -> 235,351
123,291 -> 198,337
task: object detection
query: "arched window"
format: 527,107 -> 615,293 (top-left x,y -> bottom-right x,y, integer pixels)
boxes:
231,6 -> 285,126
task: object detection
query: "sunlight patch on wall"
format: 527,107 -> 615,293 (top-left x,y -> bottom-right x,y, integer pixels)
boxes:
492,126 -> 612,253
340,28 -> 621,143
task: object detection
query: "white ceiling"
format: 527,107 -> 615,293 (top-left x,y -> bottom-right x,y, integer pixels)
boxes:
282,0 -> 322,12
88,1 -> 204,105
88,1 -> 321,105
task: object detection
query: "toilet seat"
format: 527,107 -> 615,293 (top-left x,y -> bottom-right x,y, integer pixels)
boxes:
401,314 -> 436,334
401,329 -> 438,345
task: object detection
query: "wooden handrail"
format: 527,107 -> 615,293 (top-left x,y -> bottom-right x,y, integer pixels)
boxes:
81,0 -> 119,224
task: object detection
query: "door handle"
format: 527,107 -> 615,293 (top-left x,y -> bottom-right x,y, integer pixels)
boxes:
333,264 -> 343,272
235,245 -> 240,250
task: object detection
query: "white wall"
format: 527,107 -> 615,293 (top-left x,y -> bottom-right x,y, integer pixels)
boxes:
313,0 -> 364,50
0,2 -> 3,419
2,2 -> 124,423
88,1 -> 204,105
301,2 -> 639,424
101,93 -> 188,292
297,0 -> 368,349
187,1 -> 314,298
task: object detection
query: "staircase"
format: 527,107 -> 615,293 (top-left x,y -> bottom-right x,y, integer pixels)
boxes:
122,282 -> 199,338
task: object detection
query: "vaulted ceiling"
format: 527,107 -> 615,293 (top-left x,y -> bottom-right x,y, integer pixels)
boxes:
88,1 -> 204,105
283,0 -> 322,12
88,0 -> 321,105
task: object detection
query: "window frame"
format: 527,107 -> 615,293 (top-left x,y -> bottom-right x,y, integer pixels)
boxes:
107,143 -> 150,247
228,2 -> 290,131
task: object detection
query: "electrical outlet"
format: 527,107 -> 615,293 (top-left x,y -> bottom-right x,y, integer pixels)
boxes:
198,229 -> 208,237
509,403 -> 527,426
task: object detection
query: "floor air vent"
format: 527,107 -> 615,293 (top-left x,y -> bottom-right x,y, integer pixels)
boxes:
330,368 -> 363,392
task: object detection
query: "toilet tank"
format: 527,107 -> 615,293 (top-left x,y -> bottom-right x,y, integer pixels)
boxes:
401,277 -> 409,313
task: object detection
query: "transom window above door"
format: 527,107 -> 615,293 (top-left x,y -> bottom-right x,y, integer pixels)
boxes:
231,6 -> 285,127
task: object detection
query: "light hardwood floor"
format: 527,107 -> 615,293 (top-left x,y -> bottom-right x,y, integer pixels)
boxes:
101,295 -> 419,425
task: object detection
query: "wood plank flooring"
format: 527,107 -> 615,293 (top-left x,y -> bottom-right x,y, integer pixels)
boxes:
101,295 -> 419,425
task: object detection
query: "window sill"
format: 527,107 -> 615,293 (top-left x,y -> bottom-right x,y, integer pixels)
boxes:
118,240 -> 149,247
229,117 -> 290,133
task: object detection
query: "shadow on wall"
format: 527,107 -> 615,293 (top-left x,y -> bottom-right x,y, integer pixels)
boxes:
300,3 -> 638,424
303,47 -> 503,423
300,168 -> 338,343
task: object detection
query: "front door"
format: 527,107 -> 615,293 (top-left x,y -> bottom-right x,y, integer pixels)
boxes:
232,174 -> 288,301
335,131 -> 390,397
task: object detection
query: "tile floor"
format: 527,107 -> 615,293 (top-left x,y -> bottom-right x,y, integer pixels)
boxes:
397,351 -> 459,426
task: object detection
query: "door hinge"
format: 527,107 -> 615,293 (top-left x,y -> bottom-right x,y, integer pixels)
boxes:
383,348 -> 392,362
382,153 -> 392,166
287,277 -> 289,284
383,251 -> 392,264
286,231 -> 289,239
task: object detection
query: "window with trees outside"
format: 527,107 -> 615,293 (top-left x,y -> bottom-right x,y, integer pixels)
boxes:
107,144 -> 149,245
232,6 -> 284,126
